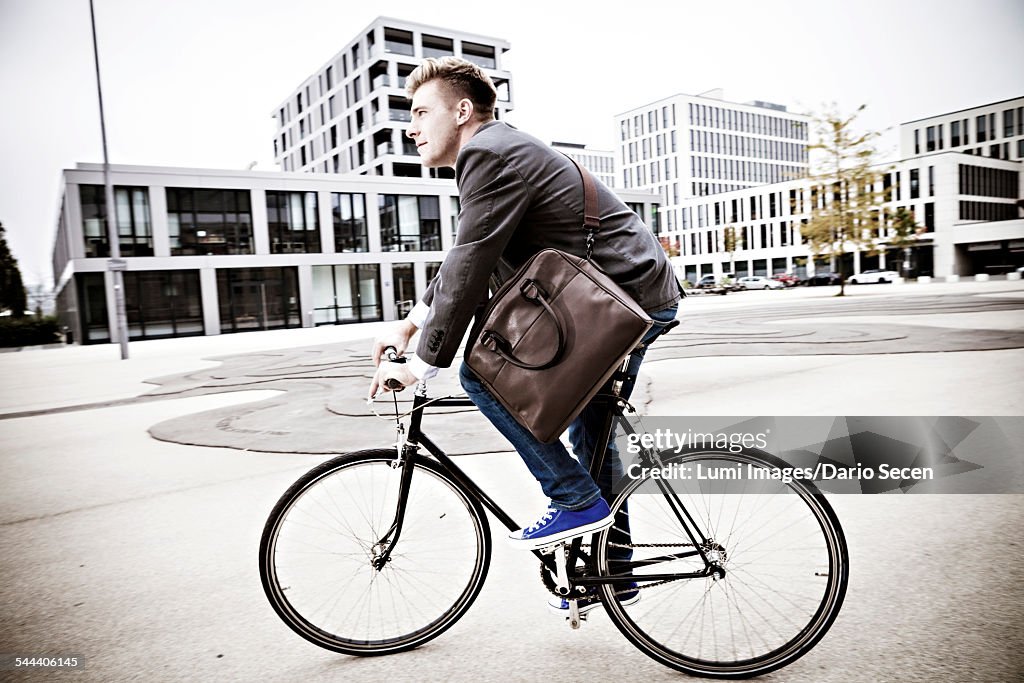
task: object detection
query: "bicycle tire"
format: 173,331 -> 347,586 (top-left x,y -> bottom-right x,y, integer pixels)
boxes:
596,448 -> 848,678
259,449 -> 492,656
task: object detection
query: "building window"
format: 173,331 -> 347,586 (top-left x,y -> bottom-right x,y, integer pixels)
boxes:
73,272 -> 110,343
312,264 -> 381,324
958,201 -> 1018,222
910,168 -> 920,199
332,193 -> 368,252
422,34 -> 454,58
976,114 -> 987,143
166,188 -> 253,256
925,127 -> 934,152
124,270 -> 204,339
266,191 -> 320,253
217,267 -> 300,333
924,202 -> 935,232
928,166 -> 935,196
79,185 -> 153,258
379,195 -> 441,251
462,41 -> 496,69
383,27 -> 414,56
392,263 -> 415,318
958,164 -> 1019,198
951,120 -> 961,147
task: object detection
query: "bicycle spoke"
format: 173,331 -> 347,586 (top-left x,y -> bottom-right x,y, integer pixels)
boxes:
597,450 -> 847,677
261,453 -> 490,654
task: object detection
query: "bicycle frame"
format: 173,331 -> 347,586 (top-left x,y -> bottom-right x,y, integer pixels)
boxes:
372,350 -> 725,588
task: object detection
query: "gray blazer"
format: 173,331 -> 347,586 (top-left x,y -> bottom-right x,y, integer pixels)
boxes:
418,120 -> 680,368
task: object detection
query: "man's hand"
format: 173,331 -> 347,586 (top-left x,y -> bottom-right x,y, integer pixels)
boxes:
368,362 -> 418,401
371,319 -> 418,367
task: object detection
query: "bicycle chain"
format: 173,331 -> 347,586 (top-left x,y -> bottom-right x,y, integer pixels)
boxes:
539,542 -> 701,599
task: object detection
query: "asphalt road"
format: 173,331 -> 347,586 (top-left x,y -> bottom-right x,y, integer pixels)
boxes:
1,282 -> 1022,682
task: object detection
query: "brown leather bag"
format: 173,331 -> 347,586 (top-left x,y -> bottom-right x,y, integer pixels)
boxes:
464,159 -> 653,443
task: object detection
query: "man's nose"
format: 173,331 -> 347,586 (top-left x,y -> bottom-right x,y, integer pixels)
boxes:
406,126 -> 418,139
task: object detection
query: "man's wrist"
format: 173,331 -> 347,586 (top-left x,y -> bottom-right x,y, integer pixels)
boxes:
407,355 -> 439,381
405,301 -> 430,329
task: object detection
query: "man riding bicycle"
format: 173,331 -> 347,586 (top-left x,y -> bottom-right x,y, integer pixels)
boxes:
369,57 -> 680,611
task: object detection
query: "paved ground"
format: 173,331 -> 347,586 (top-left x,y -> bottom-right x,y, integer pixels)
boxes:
0,279 -> 1022,682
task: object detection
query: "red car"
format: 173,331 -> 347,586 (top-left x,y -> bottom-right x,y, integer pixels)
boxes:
771,273 -> 800,287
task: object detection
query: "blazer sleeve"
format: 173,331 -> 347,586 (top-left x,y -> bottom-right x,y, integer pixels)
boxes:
415,146 -> 531,367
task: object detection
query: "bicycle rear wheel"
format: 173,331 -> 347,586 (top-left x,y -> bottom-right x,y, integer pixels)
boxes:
260,449 -> 491,655
597,449 -> 848,678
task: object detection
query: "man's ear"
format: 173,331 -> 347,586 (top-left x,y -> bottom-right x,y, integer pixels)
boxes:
456,98 -> 475,124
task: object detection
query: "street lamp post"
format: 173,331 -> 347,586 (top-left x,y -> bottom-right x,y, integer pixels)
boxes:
89,0 -> 129,359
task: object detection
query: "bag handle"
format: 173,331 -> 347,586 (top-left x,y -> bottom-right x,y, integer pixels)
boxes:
480,279 -> 565,370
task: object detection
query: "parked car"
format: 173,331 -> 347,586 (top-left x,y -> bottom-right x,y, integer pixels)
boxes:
737,275 -> 784,290
695,274 -> 729,295
770,273 -> 800,287
848,269 -> 899,284
804,272 -> 842,286
696,274 -> 717,288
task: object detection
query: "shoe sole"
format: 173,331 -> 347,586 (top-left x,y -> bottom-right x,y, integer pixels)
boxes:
507,513 -> 616,551
547,592 -> 641,616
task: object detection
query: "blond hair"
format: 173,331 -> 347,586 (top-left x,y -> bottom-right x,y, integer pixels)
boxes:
406,57 -> 497,121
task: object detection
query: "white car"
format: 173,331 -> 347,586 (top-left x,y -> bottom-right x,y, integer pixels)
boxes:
848,269 -> 899,284
737,276 -> 784,290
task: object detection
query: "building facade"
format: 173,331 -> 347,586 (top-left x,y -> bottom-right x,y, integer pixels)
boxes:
615,91 -> 810,235
271,17 -> 513,179
52,164 -> 661,344
551,142 -> 616,188
901,97 -> 1024,162
661,150 -> 1022,285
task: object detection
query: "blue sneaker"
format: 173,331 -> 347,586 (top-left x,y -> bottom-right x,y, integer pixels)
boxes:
547,583 -> 641,616
508,498 -> 615,550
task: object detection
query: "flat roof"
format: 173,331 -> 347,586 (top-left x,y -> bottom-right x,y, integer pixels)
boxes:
900,96 -> 1024,126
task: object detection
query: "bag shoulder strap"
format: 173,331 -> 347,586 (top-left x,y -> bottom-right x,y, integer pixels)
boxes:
561,154 -> 600,257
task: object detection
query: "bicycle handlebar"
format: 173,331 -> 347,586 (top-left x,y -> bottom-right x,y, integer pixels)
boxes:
382,346 -> 406,391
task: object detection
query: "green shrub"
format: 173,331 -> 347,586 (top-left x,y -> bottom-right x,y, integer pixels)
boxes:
0,316 -> 61,347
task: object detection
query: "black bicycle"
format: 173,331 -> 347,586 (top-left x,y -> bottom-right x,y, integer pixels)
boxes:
259,340 -> 849,678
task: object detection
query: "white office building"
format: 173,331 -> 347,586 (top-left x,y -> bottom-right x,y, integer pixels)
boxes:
660,99 -> 1023,285
272,17 -> 513,180
901,97 -> 1024,162
51,164 -> 662,344
551,142 -> 616,188
615,90 -> 810,234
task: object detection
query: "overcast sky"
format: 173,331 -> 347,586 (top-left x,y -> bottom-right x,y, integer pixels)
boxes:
1,0 -> 1022,287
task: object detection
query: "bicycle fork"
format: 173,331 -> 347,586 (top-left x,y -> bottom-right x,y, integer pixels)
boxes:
370,440 -> 419,571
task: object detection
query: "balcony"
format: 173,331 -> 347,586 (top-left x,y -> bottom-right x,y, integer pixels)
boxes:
372,110 -> 411,126
371,74 -> 409,91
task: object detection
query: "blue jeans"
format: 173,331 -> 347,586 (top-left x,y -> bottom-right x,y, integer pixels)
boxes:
459,304 -> 679,512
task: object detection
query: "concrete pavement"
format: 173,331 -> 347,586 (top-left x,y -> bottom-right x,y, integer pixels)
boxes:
1,279 -> 1022,682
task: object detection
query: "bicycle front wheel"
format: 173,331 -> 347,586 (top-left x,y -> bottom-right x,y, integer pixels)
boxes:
259,449 -> 491,655
597,449 -> 848,678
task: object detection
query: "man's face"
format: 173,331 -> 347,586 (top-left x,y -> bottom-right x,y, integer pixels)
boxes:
407,80 -> 463,168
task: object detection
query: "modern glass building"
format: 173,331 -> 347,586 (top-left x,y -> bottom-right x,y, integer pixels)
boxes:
52,164 -> 662,344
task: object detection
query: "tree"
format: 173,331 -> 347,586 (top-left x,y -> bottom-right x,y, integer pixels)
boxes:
887,207 -> 920,278
723,225 -> 737,275
801,104 -> 885,296
0,222 -> 27,318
